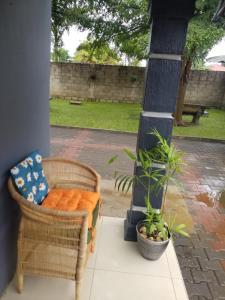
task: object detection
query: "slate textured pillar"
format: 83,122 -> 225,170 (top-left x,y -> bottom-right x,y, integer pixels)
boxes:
124,0 -> 196,241
0,0 -> 51,294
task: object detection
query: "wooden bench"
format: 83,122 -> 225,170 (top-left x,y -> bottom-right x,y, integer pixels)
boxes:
183,104 -> 206,125
70,100 -> 82,105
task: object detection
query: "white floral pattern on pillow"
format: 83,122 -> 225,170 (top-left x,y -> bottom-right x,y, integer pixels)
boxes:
10,151 -> 49,204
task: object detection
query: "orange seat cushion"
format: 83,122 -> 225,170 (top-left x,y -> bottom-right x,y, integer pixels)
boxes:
42,188 -> 100,228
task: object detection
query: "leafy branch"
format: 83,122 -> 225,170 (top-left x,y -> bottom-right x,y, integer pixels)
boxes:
108,129 -> 189,240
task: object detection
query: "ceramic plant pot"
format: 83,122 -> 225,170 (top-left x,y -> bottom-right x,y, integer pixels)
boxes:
136,221 -> 170,260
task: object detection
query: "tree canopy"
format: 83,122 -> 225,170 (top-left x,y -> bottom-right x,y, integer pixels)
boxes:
51,48 -> 70,62
51,0 -> 149,62
51,0 -> 86,61
51,0 -> 225,64
73,40 -> 121,64
186,0 -> 225,66
77,0 -> 224,65
77,0 -> 150,62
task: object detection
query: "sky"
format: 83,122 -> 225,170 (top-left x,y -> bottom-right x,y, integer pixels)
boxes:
63,26 -> 88,57
206,37 -> 225,58
63,26 -> 225,61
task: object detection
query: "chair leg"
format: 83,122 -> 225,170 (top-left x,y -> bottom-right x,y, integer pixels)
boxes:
75,281 -> 81,300
17,221 -> 24,293
16,271 -> 23,293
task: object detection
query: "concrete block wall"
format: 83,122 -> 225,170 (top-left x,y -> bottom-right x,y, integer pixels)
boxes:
50,62 -> 225,108
185,70 -> 225,107
50,63 -> 145,103
223,90 -> 225,108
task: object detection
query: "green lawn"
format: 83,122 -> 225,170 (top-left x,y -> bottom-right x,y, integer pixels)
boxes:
50,99 -> 225,140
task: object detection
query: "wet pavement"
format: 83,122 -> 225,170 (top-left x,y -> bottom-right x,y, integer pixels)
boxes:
50,126 -> 225,299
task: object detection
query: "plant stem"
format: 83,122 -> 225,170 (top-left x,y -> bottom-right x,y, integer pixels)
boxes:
161,179 -> 168,215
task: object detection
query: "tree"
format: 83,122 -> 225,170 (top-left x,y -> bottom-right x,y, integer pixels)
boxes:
51,0 -> 149,62
51,0 -> 87,61
73,40 -> 121,64
175,0 -> 225,125
76,0 -> 150,61
52,1 -> 224,64
51,1 -> 224,117
74,0 -> 224,124
51,48 -> 70,62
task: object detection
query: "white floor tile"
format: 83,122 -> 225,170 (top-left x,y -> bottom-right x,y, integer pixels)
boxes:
90,269 -> 176,300
166,241 -> 183,279
1,268 -> 93,300
172,278 -> 189,300
2,216 -> 187,300
95,216 -> 171,277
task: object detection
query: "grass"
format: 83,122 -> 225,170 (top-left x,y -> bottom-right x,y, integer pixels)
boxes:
50,100 -> 141,132
174,110 -> 225,140
50,99 -> 225,140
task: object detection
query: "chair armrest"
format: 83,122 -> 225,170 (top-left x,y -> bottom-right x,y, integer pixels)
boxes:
8,178 -> 88,226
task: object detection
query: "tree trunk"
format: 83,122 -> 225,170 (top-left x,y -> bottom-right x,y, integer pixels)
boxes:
52,28 -> 60,62
53,38 -> 60,62
174,56 -> 192,126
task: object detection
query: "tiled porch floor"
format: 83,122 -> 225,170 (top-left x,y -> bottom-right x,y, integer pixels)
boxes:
2,217 -> 188,300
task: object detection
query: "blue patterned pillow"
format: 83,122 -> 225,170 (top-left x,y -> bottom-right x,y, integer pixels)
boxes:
10,151 -> 49,204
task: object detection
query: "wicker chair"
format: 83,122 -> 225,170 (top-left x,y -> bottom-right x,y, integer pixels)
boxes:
8,158 -> 100,300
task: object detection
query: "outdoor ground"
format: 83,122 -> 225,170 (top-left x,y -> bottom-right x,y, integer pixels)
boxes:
50,99 -> 225,140
51,126 -> 225,300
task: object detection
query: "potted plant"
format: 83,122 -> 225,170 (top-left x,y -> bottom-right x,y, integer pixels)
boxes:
109,129 -> 189,260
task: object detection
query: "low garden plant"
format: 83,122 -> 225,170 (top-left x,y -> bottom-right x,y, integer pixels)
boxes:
109,130 -> 189,259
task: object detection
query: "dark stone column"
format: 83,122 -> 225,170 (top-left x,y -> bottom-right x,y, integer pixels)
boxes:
0,0 -> 51,294
124,0 -> 196,241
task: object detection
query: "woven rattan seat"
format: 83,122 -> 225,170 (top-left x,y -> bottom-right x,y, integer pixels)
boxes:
8,157 -> 101,300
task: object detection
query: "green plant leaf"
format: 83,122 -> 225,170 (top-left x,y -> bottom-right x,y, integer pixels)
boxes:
172,223 -> 190,238
175,229 -> 190,238
174,224 -> 187,230
117,175 -> 129,192
122,175 -> 132,193
125,177 -> 134,193
114,174 -> 124,189
150,223 -> 156,234
108,155 -> 118,165
123,148 -> 137,161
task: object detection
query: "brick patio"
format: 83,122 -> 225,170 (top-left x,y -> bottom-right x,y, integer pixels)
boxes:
51,126 -> 225,300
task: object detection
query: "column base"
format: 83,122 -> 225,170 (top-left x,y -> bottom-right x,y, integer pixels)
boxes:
124,209 -> 145,241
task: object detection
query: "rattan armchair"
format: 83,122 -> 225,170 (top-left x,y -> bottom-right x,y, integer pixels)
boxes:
8,158 -> 100,300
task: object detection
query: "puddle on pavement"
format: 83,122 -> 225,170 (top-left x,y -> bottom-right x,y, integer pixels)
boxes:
195,190 -> 225,208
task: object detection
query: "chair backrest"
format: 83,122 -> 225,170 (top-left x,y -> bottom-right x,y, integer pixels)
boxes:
8,158 -> 100,223
43,158 -> 100,192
